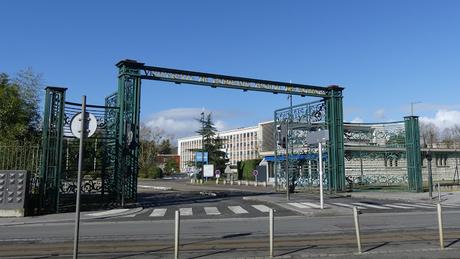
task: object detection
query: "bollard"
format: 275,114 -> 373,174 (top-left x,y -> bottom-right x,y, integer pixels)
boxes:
231,180 -> 234,185
174,210 -> 180,259
238,180 -> 241,185
269,208 -> 274,258
353,207 -> 362,254
246,180 -> 249,186
263,182 -> 267,187
437,203 -> 444,250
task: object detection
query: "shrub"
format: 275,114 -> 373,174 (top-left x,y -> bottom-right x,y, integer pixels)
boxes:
138,165 -> 163,179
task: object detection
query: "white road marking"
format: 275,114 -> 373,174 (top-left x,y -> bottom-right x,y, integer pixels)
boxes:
301,202 -> 322,209
204,207 -> 221,215
228,206 -> 248,214
331,202 -> 367,210
395,203 -> 434,209
150,208 -> 167,217
179,208 -> 193,216
86,209 -> 129,217
252,205 -> 271,212
352,202 -> 391,210
288,202 -> 310,209
384,204 -> 415,209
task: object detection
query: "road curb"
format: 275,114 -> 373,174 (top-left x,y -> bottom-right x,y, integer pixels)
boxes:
0,207 -> 144,226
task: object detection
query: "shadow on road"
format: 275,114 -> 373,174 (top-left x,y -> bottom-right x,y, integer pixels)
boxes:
364,241 -> 390,252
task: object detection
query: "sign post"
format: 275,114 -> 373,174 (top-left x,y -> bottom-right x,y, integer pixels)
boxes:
305,129 -> 329,210
70,96 -> 98,259
319,142 -> 324,210
253,170 -> 259,185
72,96 -> 86,259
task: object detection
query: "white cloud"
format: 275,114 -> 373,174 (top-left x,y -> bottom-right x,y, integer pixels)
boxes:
420,110 -> 460,130
351,117 -> 364,123
374,108 -> 386,120
143,108 -> 229,141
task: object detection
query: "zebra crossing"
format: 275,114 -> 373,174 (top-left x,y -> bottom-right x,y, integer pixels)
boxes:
286,201 -> 460,211
116,204 -> 273,219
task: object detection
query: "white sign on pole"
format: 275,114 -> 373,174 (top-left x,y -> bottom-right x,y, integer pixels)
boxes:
70,112 -> 97,139
203,164 -> 214,177
306,130 -> 329,145
215,170 -> 221,178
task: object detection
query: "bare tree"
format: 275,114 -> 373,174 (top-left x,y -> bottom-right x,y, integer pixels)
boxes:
420,121 -> 438,148
441,127 -> 454,148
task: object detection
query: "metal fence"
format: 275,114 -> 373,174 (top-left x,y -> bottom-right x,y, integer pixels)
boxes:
344,121 -> 408,190
0,145 -> 41,175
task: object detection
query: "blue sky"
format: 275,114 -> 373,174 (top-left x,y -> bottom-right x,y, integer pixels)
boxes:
2,1 -> 460,139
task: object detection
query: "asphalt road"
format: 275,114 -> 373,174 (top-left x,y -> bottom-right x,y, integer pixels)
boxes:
2,210 -> 460,258
2,179 -> 460,258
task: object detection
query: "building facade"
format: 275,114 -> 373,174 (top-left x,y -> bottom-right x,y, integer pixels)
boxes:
178,125 -> 263,172
178,121 -> 460,187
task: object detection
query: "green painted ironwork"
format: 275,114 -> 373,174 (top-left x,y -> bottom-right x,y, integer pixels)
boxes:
40,87 -> 66,213
116,59 -> 345,194
344,121 -> 408,189
116,61 -> 141,203
326,86 -> 345,192
57,101 -> 120,211
274,100 -> 330,191
39,86 -> 122,213
405,116 -> 423,192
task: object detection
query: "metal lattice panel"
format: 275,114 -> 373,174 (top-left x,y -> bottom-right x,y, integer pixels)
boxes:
274,100 -> 328,191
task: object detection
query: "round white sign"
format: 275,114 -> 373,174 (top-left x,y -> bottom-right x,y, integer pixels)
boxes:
70,112 -> 98,139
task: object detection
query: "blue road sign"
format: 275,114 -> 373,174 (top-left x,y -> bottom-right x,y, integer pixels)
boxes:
195,152 -> 208,163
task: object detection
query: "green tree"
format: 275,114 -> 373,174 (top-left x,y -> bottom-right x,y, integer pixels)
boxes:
164,159 -> 179,175
0,70 -> 42,144
159,139 -> 172,154
196,112 -> 228,172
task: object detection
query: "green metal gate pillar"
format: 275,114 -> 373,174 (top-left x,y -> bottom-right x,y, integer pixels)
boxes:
404,116 -> 423,192
40,87 -> 67,213
326,85 -> 345,192
116,60 -> 143,203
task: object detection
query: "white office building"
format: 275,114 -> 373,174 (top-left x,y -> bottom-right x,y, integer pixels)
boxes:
178,124 -> 267,172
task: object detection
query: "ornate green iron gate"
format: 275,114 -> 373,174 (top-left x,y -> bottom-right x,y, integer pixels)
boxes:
40,59 -> 347,213
274,100 -> 330,192
40,87 -> 121,213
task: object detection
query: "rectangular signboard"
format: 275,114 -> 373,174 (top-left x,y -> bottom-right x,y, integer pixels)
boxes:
203,164 -> 214,177
195,152 -> 208,163
306,130 -> 329,144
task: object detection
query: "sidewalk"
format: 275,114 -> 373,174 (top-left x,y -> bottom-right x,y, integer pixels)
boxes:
339,189 -> 460,205
0,207 -> 143,226
243,189 -> 460,217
